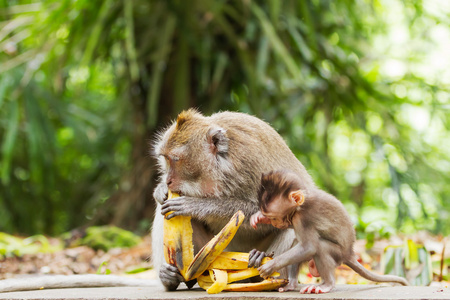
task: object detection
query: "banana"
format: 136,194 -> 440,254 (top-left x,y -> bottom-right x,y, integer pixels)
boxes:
197,271 -> 288,293
163,191 -> 194,280
184,210 -> 245,281
209,251 -> 274,270
228,269 -> 280,283
223,278 -> 289,292
227,268 -> 260,283
208,251 -> 250,269
197,273 -> 214,290
197,254 -> 282,294
163,195 -> 288,293
206,269 -> 228,294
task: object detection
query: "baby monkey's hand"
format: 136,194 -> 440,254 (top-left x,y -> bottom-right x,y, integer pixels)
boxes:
250,211 -> 271,229
248,249 -> 273,268
258,259 -> 276,279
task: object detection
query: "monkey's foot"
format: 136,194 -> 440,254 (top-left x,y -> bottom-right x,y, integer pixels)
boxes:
160,263 -> 183,291
300,284 -> 333,294
278,282 -> 296,292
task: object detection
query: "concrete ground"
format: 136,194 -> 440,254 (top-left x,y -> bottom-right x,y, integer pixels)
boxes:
0,283 -> 449,300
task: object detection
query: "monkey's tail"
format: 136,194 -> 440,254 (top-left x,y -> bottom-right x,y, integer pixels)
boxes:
345,257 -> 409,286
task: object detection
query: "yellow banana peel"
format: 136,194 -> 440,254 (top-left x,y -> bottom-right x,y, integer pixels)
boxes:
222,278 -> 289,292
184,210 -> 245,281
198,270 -> 287,294
208,251 -> 250,269
197,253 -> 284,294
228,268 -> 280,283
206,269 -> 228,294
163,191 -> 194,280
227,268 -> 260,283
209,251 -> 274,270
163,191 -> 288,293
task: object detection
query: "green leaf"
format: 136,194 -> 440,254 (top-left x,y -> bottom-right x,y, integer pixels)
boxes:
251,4 -> 302,81
124,0 -> 139,82
81,0 -> 114,66
404,239 -> 419,270
211,52 -> 228,87
126,267 -> 151,274
382,240 -> 432,286
147,14 -> 176,128
0,77 -> 9,110
80,226 -> 141,251
1,100 -> 19,185
97,261 -> 109,275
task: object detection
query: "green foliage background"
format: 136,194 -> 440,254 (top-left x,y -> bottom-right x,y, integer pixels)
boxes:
0,0 -> 449,237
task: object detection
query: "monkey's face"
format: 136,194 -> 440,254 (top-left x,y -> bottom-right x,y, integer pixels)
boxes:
261,196 -> 297,229
159,145 -> 204,195
154,109 -> 229,198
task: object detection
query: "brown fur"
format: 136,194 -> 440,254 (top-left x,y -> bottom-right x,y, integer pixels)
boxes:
254,170 -> 409,294
152,109 -> 311,290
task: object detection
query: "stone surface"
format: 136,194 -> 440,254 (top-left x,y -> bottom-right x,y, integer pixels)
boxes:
0,284 -> 449,300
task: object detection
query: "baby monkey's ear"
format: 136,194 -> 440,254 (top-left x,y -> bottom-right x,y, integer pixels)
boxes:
289,190 -> 305,206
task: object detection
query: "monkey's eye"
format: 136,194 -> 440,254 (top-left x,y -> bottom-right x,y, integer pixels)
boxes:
160,154 -> 180,164
159,154 -> 170,165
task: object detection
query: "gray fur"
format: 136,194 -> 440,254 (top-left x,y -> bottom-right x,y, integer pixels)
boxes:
152,110 -> 308,290
256,174 -> 409,294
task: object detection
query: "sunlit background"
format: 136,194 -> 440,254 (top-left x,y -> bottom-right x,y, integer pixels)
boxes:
0,0 -> 449,243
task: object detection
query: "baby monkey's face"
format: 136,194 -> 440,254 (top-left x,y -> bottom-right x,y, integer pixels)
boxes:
261,196 -> 297,229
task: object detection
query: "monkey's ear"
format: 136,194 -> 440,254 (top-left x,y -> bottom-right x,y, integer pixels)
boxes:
176,110 -> 190,129
176,109 -> 201,130
289,190 -> 305,206
207,127 -> 229,155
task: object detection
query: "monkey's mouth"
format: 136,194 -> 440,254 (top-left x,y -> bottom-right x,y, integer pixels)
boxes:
172,190 -> 183,196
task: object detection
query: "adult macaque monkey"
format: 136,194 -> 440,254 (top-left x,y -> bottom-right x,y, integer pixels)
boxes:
152,109 -> 316,291
251,170 -> 409,294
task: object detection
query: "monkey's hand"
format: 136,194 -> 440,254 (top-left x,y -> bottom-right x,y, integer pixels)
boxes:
154,182 -> 168,205
159,263 -> 183,291
161,196 -> 193,219
250,211 -> 271,229
258,259 -> 277,279
248,248 -> 273,268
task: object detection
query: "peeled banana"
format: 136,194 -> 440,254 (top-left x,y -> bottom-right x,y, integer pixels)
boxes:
163,191 -> 288,293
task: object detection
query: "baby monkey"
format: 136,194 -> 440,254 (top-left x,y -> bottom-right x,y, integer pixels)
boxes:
250,170 -> 408,294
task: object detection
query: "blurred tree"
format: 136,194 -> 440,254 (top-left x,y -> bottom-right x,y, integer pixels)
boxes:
0,0 -> 448,236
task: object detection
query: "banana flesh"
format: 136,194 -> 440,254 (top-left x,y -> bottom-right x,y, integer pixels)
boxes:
163,191 -> 288,293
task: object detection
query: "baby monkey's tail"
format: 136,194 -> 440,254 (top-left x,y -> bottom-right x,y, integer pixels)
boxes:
345,257 -> 409,286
